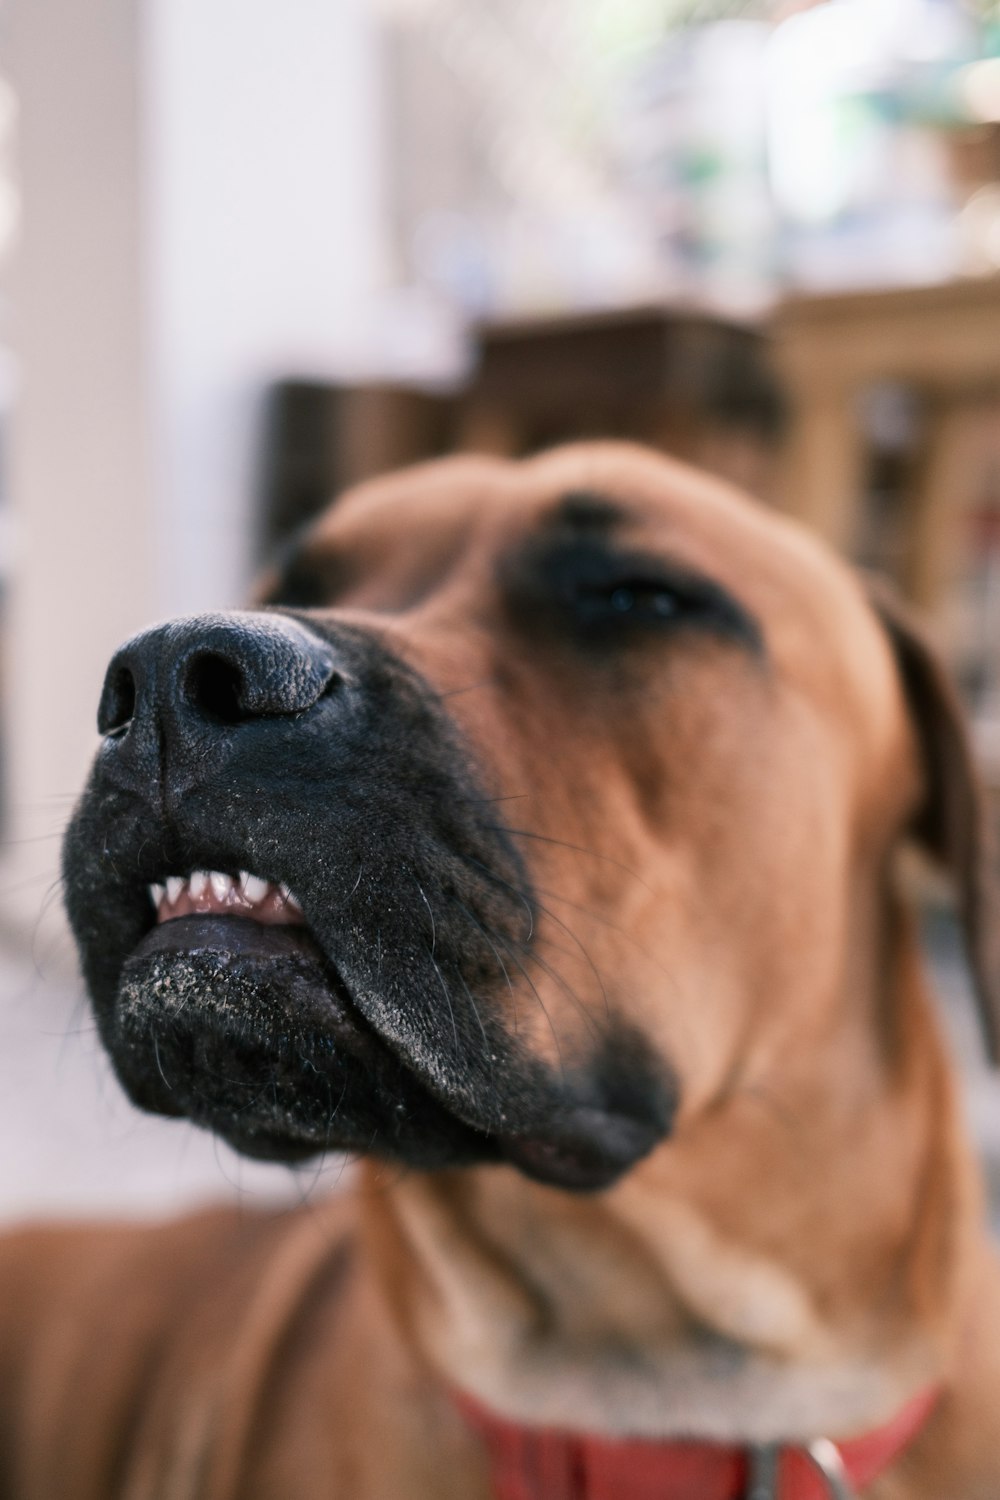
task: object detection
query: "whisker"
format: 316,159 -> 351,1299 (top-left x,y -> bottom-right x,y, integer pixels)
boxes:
461,854 -> 611,1020
0,831 -> 68,847
460,852 -> 534,943
506,936 -> 603,1041
437,679 -> 492,700
29,876 -> 74,980
0,869 -> 68,900
529,880 -> 671,979
424,945 -> 460,1055
449,894 -> 571,1070
152,1032 -> 174,1092
449,892 -> 521,1038
454,967 -> 492,1050
346,860 -> 365,900
459,792 -> 531,807
493,931 -> 566,1075
485,825 -> 653,892
414,879 -> 438,957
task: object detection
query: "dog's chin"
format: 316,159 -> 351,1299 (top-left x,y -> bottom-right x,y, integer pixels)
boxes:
111,914 -> 503,1173
109,914 -> 659,1192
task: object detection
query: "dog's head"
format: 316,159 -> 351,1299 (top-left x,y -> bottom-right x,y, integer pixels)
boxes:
62,443 -> 1000,1193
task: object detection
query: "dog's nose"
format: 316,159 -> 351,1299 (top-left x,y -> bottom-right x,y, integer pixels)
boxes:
98,611 -> 338,751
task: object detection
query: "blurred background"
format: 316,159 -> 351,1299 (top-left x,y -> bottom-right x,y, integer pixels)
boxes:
2,0 -> 1000,1225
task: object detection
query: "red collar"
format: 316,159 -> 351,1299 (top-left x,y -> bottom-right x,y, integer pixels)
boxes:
454,1386 -> 940,1500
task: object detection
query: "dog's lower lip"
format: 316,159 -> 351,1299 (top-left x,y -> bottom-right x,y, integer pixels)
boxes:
129,912 -> 324,965
499,1135 -> 624,1191
114,912 -> 508,1171
500,1106 -> 670,1191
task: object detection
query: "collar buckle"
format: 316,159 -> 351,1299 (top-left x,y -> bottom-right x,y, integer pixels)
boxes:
747,1438 -> 858,1499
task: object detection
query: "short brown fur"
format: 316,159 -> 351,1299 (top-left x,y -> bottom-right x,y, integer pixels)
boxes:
3,443 -> 1000,1499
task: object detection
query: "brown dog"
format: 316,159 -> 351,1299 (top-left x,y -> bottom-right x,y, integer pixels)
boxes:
2,442 -> 999,1499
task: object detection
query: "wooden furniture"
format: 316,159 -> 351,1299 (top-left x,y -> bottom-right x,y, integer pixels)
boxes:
772,276 -> 1000,609
260,283 -> 1000,622
257,306 -> 785,560
257,382 -> 457,559
457,304 -> 784,502
256,284 -> 1000,783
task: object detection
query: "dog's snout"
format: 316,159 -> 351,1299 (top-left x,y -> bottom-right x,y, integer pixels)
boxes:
98,610 -> 339,747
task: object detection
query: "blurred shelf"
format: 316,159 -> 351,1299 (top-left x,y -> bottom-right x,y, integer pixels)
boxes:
771,275 -> 1000,610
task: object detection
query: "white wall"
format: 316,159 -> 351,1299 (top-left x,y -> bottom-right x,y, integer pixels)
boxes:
145,0 -> 386,615
2,0 -> 386,939
3,0 -> 157,938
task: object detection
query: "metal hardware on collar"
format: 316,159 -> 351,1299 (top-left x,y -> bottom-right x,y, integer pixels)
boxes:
747,1442 -> 780,1499
804,1438 -> 857,1498
454,1384 -> 938,1500
747,1438 -> 858,1499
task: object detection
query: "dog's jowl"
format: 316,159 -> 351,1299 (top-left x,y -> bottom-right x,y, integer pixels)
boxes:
4,443 -> 1000,1499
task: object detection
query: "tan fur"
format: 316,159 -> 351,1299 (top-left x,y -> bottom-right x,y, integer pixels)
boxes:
3,442 -> 999,1498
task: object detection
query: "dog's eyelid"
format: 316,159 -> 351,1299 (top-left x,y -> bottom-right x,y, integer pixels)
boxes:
546,491 -> 633,534
262,545 -> 339,609
502,538 -> 764,654
589,550 -> 765,650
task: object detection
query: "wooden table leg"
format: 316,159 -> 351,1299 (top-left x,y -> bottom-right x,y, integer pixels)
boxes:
775,383 -> 866,555
904,396 -> 981,613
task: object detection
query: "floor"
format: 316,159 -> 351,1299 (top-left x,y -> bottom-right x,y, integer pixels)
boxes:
1,911 -> 999,1230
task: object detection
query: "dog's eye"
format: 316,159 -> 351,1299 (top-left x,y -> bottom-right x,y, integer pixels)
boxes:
554,555 -> 745,639
573,578 -> 682,625
503,542 -> 763,654
566,570 -> 762,652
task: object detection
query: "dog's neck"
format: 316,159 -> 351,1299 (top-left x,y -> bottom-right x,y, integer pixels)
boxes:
363,914 -> 981,1448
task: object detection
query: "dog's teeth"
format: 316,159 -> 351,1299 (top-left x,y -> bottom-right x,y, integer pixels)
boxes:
165,876 -> 184,905
148,882 -> 165,907
208,870 -> 232,900
279,883 -> 302,912
189,870 -> 208,898
241,873 -> 268,904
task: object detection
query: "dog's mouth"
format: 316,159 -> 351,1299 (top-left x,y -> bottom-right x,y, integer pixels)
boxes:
64,619 -> 675,1192
108,864 -> 666,1190
112,865 -> 511,1172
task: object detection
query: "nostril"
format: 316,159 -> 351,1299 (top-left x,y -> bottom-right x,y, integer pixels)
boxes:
98,666 -> 137,737
183,652 -> 246,725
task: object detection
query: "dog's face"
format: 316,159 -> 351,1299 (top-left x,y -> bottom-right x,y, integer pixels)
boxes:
63,443 -> 928,1192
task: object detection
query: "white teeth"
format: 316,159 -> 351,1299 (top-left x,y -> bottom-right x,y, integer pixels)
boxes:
279,883 -> 302,912
153,869 -> 298,912
241,873 -> 268,904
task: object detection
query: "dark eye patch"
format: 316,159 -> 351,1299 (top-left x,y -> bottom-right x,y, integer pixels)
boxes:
262,539 -> 347,609
502,539 -> 764,655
